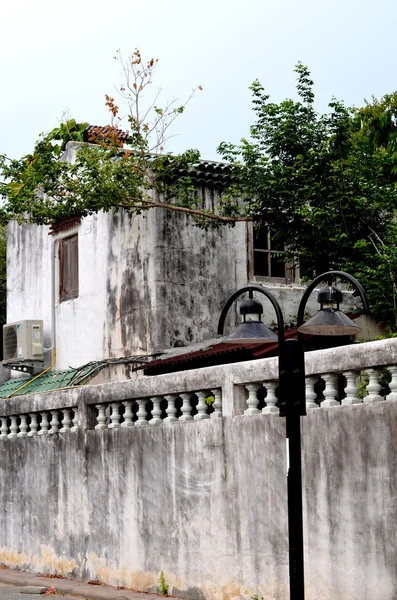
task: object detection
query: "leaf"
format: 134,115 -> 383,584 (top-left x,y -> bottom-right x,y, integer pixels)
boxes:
6,181 -> 24,196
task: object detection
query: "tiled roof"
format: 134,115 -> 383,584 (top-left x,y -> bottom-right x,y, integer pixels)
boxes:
0,362 -> 105,399
83,125 -> 130,143
143,324 -> 356,376
143,336 -> 285,376
160,158 -> 234,189
81,126 -> 235,189
49,216 -> 81,235
189,160 -> 234,188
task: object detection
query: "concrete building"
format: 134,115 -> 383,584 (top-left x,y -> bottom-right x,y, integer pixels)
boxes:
5,143 -> 310,380
6,142 -> 381,384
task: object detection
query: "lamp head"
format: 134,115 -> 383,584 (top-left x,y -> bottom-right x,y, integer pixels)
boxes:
222,297 -> 278,343
298,285 -> 360,336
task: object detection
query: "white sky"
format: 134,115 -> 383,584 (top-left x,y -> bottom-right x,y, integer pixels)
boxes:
1,0 -> 396,161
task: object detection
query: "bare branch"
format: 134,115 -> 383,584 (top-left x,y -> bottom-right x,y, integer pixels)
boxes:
118,198 -> 251,223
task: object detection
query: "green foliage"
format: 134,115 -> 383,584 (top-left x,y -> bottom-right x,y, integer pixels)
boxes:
0,121 -> 205,226
158,571 -> 169,596
218,64 -> 397,330
204,395 -> 215,405
356,373 -> 369,400
356,368 -> 391,399
47,119 -> 89,150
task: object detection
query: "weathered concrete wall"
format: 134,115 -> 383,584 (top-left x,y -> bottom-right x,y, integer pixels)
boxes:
7,213 -> 364,377
302,403 -> 397,600
6,207 -> 378,379
7,207 -> 249,371
0,404 -> 396,600
7,223 -> 52,348
0,416 -> 288,600
1,341 -> 397,599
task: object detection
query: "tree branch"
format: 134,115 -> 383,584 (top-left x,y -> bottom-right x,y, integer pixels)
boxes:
117,198 -> 251,223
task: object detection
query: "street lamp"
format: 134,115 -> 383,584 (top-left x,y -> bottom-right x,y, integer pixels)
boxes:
218,271 -> 369,600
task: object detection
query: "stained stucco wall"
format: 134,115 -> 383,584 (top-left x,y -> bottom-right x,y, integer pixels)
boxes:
0,403 -> 396,600
7,205 -> 249,371
7,207 -> 374,376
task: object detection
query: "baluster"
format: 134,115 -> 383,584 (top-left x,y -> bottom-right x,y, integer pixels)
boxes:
194,391 -> 211,421
70,408 -> 79,432
305,376 -> 319,409
342,371 -> 361,405
150,396 -> 163,425
135,399 -> 149,427
28,413 -> 39,437
60,408 -> 71,433
164,394 -> 178,423
244,383 -> 261,415
121,400 -> 134,427
0,417 -> 8,438
49,410 -> 60,434
8,416 -> 18,438
95,404 -> 107,430
109,402 -> 121,428
211,389 -> 222,418
38,412 -> 50,435
17,415 -> 28,437
365,368 -> 383,403
179,393 -> 193,421
262,381 -> 278,414
386,366 -> 397,401
321,374 -> 339,407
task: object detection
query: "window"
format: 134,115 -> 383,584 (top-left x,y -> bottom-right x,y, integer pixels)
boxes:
253,226 -> 299,283
59,234 -> 79,302
253,227 -> 286,278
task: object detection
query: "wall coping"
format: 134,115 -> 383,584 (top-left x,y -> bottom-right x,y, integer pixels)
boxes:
0,338 -> 396,418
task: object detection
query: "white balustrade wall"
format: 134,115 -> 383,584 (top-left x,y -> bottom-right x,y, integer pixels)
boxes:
1,338 -> 397,600
1,338 -> 397,436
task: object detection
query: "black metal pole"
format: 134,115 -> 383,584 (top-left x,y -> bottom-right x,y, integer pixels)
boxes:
280,338 -> 306,600
286,405 -> 305,600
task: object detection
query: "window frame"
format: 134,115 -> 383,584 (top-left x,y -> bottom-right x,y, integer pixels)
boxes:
58,233 -> 79,303
251,224 -> 299,284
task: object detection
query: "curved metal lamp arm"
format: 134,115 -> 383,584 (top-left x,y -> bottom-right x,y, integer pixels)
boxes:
217,285 -> 285,348
296,270 -> 370,329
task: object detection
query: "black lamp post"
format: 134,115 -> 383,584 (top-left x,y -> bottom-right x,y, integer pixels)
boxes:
218,271 -> 369,600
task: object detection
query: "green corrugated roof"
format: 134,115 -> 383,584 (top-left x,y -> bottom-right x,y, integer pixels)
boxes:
0,362 -> 105,399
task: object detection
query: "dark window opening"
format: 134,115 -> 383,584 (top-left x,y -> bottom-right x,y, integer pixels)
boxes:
59,234 -> 79,302
253,227 -> 286,278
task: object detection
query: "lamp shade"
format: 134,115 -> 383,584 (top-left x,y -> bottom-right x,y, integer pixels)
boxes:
222,321 -> 278,344
297,309 -> 360,336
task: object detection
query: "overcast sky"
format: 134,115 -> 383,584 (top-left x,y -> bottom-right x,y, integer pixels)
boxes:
1,0 -> 396,161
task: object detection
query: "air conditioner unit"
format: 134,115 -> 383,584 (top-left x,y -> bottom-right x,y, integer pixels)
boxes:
3,320 -> 44,362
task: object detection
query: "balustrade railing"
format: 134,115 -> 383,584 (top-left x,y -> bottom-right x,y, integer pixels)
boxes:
0,408 -> 79,438
240,365 -> 397,415
0,338 -> 397,439
94,388 -> 222,429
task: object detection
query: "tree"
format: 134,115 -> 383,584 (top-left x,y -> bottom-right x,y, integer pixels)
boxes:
218,64 -> 397,329
0,49 -> 246,228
